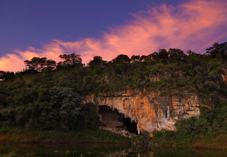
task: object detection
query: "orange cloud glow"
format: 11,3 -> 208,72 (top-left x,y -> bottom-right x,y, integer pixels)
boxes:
0,0 -> 227,72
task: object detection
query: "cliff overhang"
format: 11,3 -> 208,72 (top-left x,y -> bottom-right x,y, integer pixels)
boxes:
84,90 -> 200,134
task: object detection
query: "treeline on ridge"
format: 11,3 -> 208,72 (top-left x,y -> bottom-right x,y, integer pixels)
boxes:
0,42 -> 227,132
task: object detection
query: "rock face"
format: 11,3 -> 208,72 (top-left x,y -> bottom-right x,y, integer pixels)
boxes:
84,90 -> 200,134
98,105 -> 137,137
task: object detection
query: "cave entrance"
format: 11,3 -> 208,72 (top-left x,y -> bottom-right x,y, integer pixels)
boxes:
99,105 -> 138,135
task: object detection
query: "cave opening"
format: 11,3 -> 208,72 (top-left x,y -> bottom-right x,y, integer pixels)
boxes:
99,105 -> 138,135
122,117 -> 138,134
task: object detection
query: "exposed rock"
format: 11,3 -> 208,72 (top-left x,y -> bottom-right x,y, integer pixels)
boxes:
100,127 -> 136,138
84,90 -> 200,134
98,105 -> 138,137
222,74 -> 227,84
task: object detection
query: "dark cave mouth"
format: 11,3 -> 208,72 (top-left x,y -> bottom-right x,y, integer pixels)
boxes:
99,105 -> 138,134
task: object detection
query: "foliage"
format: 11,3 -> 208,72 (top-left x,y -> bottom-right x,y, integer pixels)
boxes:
24,57 -> 56,72
0,42 -> 227,134
153,100 -> 227,146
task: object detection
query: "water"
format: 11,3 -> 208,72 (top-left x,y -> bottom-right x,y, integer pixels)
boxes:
0,143 -> 227,157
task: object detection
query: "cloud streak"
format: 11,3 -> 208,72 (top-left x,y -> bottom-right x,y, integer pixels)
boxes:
1,0 -> 227,72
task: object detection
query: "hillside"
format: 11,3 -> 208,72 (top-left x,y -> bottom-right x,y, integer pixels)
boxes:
0,42 -> 227,146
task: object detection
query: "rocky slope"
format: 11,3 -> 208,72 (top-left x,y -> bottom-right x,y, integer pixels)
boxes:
84,90 -> 200,134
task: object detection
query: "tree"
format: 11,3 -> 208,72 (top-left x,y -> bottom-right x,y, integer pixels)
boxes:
206,42 -> 227,64
88,56 -> 106,68
139,55 -> 150,62
24,57 -> 56,72
24,57 -> 47,72
0,71 -> 15,81
113,54 -> 130,64
58,53 -> 82,66
44,59 -> 56,71
158,49 -> 169,63
49,86 -> 82,131
168,48 -> 186,63
131,55 -> 140,62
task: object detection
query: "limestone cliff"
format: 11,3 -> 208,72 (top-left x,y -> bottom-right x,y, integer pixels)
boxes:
84,90 -> 200,134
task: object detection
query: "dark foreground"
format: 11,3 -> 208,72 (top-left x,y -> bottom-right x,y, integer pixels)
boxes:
1,143 -> 227,157
1,128 -> 227,151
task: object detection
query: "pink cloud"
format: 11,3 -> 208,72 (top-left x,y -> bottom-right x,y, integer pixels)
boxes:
0,54 -> 25,72
0,0 -> 227,72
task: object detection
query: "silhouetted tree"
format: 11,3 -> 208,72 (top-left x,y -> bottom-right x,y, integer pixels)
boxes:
44,59 -> 56,71
0,71 -> 15,80
168,48 -> 186,63
113,54 -> 130,64
206,42 -> 227,64
149,52 -> 159,60
131,55 -> 140,62
24,57 -> 56,72
88,56 -> 106,68
158,49 -> 169,63
24,57 -> 47,72
58,53 -> 82,66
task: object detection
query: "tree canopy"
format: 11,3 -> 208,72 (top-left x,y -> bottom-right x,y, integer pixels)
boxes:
0,42 -> 227,132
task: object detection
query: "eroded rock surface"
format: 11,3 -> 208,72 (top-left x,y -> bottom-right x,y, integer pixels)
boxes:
99,105 -> 137,137
84,90 -> 200,134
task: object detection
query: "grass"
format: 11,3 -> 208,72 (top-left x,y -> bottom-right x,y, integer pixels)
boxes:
0,143 -> 132,157
0,127 -> 130,144
2,127 -> 227,150
152,130 -> 227,149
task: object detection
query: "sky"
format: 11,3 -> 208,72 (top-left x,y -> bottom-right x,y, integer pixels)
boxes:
0,0 -> 227,72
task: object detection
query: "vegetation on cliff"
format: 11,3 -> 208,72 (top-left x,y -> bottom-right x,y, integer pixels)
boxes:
0,42 -> 227,144
152,100 -> 227,149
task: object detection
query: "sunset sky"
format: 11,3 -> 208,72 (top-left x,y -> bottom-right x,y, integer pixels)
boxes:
0,0 -> 227,72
